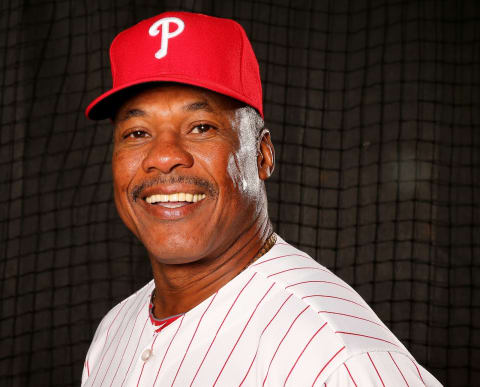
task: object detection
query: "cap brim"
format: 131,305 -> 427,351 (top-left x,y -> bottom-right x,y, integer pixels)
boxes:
85,75 -> 263,120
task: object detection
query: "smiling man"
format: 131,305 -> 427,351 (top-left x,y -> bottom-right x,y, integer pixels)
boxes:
111,84 -> 274,319
81,11 -> 441,386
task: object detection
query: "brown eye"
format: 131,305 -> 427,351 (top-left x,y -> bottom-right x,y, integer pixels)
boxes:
123,130 -> 148,139
191,124 -> 215,134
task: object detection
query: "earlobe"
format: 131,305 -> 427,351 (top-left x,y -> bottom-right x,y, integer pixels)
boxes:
257,129 -> 275,180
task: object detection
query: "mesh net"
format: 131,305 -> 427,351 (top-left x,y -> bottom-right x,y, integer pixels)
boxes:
1,0 -> 479,385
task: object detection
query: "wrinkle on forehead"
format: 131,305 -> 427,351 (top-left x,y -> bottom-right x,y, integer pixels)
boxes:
114,84 -> 240,123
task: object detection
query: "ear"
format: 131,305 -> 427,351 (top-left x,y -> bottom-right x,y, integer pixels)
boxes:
257,129 -> 275,180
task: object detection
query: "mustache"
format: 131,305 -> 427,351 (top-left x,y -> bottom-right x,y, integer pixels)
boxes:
131,175 -> 218,201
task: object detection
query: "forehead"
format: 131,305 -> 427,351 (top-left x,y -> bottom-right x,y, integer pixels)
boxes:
113,83 -> 243,121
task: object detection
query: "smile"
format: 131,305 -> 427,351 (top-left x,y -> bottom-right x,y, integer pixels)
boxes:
145,192 -> 206,205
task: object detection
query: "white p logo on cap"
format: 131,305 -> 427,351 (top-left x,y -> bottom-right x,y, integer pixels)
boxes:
149,17 -> 185,59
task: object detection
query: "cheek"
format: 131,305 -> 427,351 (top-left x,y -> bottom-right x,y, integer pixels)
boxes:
111,149 -> 143,211
111,149 -> 145,235
112,149 -> 142,187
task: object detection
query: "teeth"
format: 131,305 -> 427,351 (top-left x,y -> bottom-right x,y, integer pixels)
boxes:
145,193 -> 206,204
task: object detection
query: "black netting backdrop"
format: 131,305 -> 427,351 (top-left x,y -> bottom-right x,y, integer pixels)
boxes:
1,0 -> 478,386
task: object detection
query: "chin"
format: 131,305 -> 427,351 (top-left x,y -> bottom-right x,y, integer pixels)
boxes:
142,234 -> 209,265
147,248 -> 206,265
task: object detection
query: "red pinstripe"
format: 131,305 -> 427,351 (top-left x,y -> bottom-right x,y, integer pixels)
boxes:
303,294 -> 368,310
251,254 -> 311,267
239,354 -> 257,386
389,352 -> 409,386
170,291 -> 218,386
212,283 -> 275,386
335,331 -> 400,348
97,300 -> 129,361
409,357 -> 426,385
285,280 -> 356,293
120,316 -> 149,387
136,333 -> 160,386
343,363 -> 357,386
283,322 -> 328,386
239,294 -> 293,386
106,299 -> 148,387
260,294 -> 293,335
262,305 -> 310,386
189,273 -> 257,386
267,267 -> 331,278
318,310 -> 385,328
101,302 -> 129,349
82,240 -> 442,387
91,297 -> 138,385
153,314 -> 185,386
311,346 -> 346,386
367,352 -> 385,387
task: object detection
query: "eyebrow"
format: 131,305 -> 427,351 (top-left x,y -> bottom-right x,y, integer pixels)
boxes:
182,100 -> 214,112
116,108 -> 146,122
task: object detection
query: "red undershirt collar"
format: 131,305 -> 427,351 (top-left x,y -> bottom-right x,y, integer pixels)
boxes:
149,293 -> 183,333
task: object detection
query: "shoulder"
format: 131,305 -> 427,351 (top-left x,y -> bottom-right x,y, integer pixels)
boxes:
250,236 -> 406,353
248,236 -> 442,386
247,237 -> 409,377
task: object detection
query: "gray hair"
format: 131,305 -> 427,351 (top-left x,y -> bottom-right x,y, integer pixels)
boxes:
235,106 -> 265,144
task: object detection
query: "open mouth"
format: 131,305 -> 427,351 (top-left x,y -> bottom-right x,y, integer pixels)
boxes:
144,192 -> 206,208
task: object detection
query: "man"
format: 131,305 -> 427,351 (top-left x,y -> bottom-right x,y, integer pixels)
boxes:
82,11 -> 442,386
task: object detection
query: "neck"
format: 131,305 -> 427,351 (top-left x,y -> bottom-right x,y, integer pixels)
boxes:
149,217 -> 273,319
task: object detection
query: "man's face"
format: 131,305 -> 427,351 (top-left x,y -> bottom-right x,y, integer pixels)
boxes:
112,84 -> 272,264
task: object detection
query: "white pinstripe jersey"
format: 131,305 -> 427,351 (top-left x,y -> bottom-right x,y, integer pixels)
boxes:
81,236 -> 442,386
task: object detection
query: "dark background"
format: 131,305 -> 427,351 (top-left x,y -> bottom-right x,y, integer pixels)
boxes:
1,0 -> 479,386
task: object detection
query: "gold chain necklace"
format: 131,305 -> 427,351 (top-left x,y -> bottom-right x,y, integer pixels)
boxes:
242,232 -> 277,271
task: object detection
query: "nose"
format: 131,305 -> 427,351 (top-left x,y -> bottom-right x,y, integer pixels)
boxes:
141,132 -> 194,174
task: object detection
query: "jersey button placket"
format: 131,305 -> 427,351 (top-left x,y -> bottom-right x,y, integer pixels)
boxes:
141,348 -> 152,361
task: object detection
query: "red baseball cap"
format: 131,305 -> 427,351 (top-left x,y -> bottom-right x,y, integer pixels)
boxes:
85,11 -> 263,120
